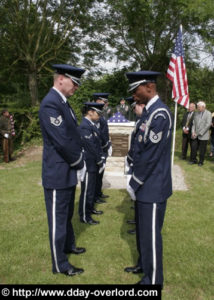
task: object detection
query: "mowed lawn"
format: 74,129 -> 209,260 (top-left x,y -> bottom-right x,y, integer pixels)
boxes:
0,146 -> 213,300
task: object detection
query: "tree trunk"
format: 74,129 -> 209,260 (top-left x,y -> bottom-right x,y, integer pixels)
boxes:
28,72 -> 39,106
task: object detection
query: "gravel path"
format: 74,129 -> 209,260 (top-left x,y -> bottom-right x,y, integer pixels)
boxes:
103,164 -> 188,191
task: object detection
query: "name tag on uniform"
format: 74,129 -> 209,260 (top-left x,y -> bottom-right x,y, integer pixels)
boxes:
50,115 -> 63,126
140,123 -> 146,132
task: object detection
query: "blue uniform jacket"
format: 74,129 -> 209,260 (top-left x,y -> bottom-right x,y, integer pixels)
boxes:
78,117 -> 104,172
127,119 -> 141,167
129,98 -> 173,203
96,116 -> 111,156
39,88 -> 84,189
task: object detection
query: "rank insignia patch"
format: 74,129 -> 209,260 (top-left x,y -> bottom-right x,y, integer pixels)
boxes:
149,130 -> 162,143
50,115 -> 63,126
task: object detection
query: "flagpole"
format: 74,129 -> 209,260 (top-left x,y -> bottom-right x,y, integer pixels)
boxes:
167,24 -> 189,169
171,102 -> 177,169
171,24 -> 182,169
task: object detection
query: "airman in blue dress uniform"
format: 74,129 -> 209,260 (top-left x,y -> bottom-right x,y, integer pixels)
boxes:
125,97 -> 145,235
78,102 -> 105,225
124,71 -> 173,287
39,64 -> 86,277
93,93 -> 112,203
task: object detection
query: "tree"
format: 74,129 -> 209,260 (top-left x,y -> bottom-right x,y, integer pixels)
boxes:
103,0 -> 214,69
0,0 -> 106,106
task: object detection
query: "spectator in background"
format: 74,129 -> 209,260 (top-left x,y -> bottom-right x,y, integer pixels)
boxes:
0,109 -> 15,163
181,102 -> 196,160
116,97 -> 130,119
191,101 -> 212,166
10,113 -> 16,138
102,98 -> 113,120
209,112 -> 214,158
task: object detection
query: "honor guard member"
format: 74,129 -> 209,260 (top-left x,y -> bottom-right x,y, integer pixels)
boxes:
124,71 -> 173,287
78,102 -> 105,225
39,64 -> 86,277
125,96 -> 136,122
125,98 -> 145,235
125,97 -> 144,173
93,93 -> 112,203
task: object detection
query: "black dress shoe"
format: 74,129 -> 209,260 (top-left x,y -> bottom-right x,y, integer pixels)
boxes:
189,161 -> 197,165
65,247 -> 86,255
100,194 -> 109,199
127,228 -> 136,234
95,198 -> 106,204
88,219 -> 100,225
63,266 -> 84,276
127,220 -> 136,225
198,162 -> 203,166
80,218 -> 99,225
124,265 -> 143,274
92,209 -> 103,215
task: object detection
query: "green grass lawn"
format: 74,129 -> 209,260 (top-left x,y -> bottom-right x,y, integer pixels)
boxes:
0,146 -> 214,299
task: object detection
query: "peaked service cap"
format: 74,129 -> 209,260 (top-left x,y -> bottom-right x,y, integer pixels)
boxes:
52,64 -> 85,85
126,71 -> 161,92
84,102 -> 104,115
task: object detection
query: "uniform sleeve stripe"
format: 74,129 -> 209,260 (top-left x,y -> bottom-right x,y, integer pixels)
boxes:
70,153 -> 83,167
102,141 -> 109,149
97,160 -> 103,165
133,173 -> 144,185
127,154 -> 133,161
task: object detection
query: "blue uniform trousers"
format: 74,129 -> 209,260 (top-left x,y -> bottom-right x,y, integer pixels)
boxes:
79,171 -> 97,222
136,201 -> 167,285
44,187 -> 76,273
95,169 -> 104,199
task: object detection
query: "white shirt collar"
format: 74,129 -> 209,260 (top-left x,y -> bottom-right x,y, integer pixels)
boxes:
85,116 -> 95,125
52,87 -> 67,103
146,95 -> 159,111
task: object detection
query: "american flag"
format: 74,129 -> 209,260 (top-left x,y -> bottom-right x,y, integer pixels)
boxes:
167,26 -> 189,108
108,112 -> 129,123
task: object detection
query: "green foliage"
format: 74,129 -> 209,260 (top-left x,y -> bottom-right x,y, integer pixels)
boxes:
9,107 -> 41,147
0,0 -> 106,106
0,0 -> 214,133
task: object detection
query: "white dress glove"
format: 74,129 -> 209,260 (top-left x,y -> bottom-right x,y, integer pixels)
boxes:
126,175 -> 136,201
77,161 -> 86,182
108,145 -> 113,157
4,133 -> 9,139
99,163 -> 106,174
124,156 -> 130,174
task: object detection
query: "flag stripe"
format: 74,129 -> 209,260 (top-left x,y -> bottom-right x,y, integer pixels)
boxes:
166,27 -> 189,108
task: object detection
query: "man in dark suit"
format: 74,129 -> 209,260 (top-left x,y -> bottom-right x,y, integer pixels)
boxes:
181,102 -> 196,160
78,102 -> 105,225
39,64 -> 86,276
124,71 -> 173,287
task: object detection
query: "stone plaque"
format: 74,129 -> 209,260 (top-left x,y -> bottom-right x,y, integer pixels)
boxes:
108,122 -> 135,158
110,133 -> 129,157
